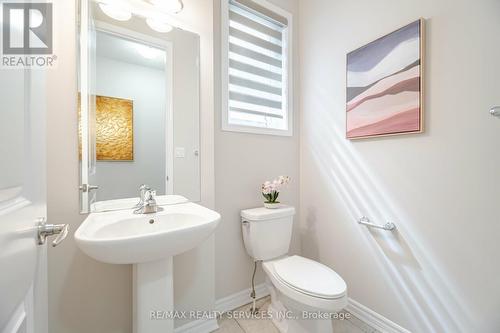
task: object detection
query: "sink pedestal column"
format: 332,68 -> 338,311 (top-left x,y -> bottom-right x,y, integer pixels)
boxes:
133,257 -> 174,333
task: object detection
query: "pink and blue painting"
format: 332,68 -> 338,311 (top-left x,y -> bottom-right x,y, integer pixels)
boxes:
346,19 -> 423,139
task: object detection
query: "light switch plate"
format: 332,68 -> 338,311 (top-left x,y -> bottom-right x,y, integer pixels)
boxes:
175,147 -> 185,158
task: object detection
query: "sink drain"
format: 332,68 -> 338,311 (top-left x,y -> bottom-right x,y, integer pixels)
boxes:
149,219 -> 155,224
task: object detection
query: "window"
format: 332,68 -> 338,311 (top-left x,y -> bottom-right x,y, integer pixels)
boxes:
221,0 -> 293,136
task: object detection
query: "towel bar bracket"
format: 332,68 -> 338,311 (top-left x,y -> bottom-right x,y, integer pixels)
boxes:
490,106 -> 500,117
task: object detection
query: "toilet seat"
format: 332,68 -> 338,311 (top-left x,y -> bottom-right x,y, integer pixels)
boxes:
262,256 -> 347,313
263,255 -> 348,313
271,255 -> 346,299
272,255 -> 346,299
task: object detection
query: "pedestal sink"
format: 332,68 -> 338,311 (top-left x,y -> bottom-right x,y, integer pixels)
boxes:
75,198 -> 220,333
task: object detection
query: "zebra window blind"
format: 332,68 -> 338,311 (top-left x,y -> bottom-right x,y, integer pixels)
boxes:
226,0 -> 289,131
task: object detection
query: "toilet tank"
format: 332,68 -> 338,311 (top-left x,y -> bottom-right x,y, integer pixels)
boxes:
241,206 -> 295,261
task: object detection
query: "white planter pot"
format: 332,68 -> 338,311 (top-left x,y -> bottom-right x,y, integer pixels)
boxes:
264,202 -> 281,209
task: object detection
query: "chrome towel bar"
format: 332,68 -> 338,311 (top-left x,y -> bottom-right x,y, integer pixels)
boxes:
358,216 -> 396,231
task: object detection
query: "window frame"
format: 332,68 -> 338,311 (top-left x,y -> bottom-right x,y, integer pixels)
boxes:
221,0 -> 293,136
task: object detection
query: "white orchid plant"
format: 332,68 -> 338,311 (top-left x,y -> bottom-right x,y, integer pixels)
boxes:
261,176 -> 290,204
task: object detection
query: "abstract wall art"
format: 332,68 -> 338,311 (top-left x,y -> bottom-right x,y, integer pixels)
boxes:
346,19 -> 424,139
95,96 -> 134,161
78,95 -> 134,161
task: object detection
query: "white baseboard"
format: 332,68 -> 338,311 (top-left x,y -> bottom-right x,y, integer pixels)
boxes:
174,286 -> 411,333
174,318 -> 219,333
173,283 -> 269,333
215,283 -> 270,313
346,298 -> 411,333
174,290 -> 410,333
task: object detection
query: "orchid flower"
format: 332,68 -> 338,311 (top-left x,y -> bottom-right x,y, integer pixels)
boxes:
261,176 -> 290,203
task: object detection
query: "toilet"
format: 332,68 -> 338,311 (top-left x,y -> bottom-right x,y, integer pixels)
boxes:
241,206 -> 348,333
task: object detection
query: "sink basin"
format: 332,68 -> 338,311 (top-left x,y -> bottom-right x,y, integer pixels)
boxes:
75,201 -> 220,264
75,198 -> 221,333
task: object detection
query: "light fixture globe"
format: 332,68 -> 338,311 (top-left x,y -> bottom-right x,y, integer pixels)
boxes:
149,0 -> 184,14
98,3 -> 132,21
146,18 -> 173,33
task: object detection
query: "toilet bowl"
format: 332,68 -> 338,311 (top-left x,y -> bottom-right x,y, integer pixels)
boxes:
241,206 -> 348,333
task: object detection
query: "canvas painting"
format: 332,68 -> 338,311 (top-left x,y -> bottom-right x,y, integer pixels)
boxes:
346,19 -> 423,139
78,95 -> 134,161
95,96 -> 134,161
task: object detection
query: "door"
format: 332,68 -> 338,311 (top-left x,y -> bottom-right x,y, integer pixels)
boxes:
0,64 -> 56,332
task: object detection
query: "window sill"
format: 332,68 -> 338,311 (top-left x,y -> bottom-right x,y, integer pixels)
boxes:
221,123 -> 293,137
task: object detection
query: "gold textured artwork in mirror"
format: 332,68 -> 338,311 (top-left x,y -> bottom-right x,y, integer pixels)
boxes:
95,96 -> 134,161
78,95 -> 134,161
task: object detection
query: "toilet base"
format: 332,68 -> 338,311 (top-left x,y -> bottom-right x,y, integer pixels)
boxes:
266,279 -> 334,333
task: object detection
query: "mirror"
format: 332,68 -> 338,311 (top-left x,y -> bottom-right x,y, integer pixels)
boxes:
78,0 -> 200,213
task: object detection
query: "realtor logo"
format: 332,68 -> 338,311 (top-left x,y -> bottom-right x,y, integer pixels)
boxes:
2,3 -> 53,55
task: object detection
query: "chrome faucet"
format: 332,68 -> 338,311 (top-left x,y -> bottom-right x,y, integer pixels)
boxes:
136,184 -> 151,208
134,189 -> 160,214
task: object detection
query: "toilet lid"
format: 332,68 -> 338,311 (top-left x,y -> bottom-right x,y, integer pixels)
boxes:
273,256 -> 347,299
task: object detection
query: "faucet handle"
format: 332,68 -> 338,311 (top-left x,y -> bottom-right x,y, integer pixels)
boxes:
133,190 -> 160,214
139,184 -> 151,191
135,185 -> 152,208
146,190 -> 156,201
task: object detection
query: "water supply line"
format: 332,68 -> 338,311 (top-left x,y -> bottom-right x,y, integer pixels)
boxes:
250,261 -> 260,314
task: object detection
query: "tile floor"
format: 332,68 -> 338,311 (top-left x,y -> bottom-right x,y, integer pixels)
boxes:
215,296 -> 380,333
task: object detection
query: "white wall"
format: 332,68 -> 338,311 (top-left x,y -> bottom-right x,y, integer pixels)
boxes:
47,0 -> 215,331
94,56 -> 166,200
214,0 -> 301,300
299,0 -> 500,332
170,32 -> 201,201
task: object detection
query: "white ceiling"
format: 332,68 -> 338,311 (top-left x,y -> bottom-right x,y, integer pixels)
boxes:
96,31 -> 166,70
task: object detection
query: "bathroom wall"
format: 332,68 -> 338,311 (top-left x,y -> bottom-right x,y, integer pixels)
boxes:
299,0 -> 500,332
47,0 -> 215,331
169,32 -> 201,202
94,56 -> 167,201
213,0 -> 301,301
